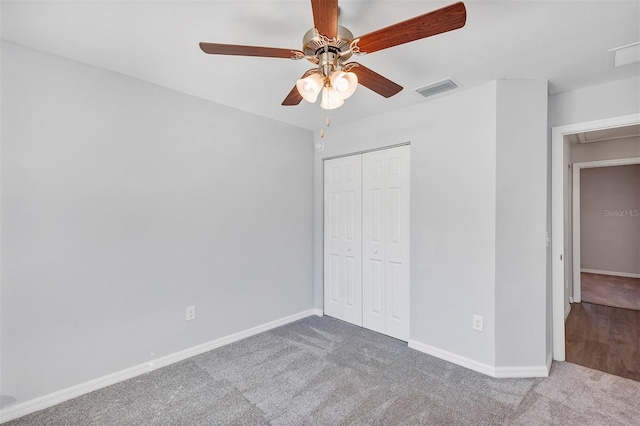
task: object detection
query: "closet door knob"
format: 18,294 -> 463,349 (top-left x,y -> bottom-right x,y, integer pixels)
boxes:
347,248 -> 352,252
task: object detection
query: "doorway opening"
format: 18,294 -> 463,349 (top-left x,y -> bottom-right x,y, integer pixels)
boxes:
552,116 -> 640,381
571,159 -> 640,308
551,113 -> 639,361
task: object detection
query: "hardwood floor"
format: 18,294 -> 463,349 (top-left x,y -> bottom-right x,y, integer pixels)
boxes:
581,272 -> 640,311
565,302 -> 640,382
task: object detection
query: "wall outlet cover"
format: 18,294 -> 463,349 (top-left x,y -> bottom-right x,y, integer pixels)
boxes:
186,305 -> 196,321
472,314 -> 484,332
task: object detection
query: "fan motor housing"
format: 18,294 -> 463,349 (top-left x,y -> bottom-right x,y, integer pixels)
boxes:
302,25 -> 354,62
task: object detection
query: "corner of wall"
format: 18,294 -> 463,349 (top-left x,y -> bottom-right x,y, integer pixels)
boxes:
494,79 -> 549,369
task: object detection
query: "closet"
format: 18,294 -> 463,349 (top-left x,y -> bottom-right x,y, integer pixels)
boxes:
323,145 -> 410,341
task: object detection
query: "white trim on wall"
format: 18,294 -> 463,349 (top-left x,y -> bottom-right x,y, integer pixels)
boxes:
581,269 -> 640,279
0,309 -> 318,424
551,113 -> 640,362
572,157 -> 640,302
408,340 -> 549,378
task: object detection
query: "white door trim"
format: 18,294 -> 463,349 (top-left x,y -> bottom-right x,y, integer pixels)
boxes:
572,157 -> 640,304
322,142 -> 410,162
551,113 -> 640,361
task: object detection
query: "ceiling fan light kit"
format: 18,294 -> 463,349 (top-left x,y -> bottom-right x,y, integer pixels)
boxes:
199,0 -> 467,111
296,68 -> 358,110
320,85 -> 345,110
296,73 -> 324,103
330,71 -> 358,99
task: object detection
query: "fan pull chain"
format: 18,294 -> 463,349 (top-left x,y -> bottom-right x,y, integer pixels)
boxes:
319,108 -> 328,139
319,115 -> 331,139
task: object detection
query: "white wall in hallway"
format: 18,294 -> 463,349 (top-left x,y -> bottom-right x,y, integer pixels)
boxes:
571,137 -> 640,163
580,164 -> 640,275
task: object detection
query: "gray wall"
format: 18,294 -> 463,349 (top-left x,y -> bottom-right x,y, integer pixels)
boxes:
549,76 -> 640,128
313,80 -> 549,370
571,137 -> 640,164
495,80 -> 548,368
1,41 -> 314,404
580,165 -> 640,275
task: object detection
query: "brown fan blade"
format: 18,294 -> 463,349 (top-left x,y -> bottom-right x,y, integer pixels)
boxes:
282,86 -> 303,106
355,2 -> 466,54
282,69 -> 320,106
346,63 -> 403,98
311,0 -> 338,39
199,42 -> 304,59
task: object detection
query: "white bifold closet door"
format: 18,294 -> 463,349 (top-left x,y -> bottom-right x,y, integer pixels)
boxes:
324,154 -> 363,326
362,146 -> 410,341
324,145 -> 410,341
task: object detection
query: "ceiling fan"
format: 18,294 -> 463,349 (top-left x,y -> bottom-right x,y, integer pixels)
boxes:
200,1 -> 466,110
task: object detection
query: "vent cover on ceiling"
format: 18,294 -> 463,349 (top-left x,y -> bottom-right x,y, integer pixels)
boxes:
415,77 -> 461,98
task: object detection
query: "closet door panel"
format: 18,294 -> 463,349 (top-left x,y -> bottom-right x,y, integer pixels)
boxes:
383,146 -> 411,341
324,161 -> 342,319
362,150 -> 386,333
324,155 -> 362,326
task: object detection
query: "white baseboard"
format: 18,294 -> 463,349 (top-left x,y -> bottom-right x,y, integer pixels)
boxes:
408,340 -> 495,377
494,365 -> 550,378
313,308 -> 324,317
0,308 -> 317,424
581,269 -> 640,279
495,350 -> 551,378
408,339 -> 549,378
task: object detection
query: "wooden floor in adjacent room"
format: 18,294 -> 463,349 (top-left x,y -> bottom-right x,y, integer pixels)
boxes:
565,302 -> 640,382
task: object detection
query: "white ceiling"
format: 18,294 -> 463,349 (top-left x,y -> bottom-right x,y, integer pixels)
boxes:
2,1 -> 639,131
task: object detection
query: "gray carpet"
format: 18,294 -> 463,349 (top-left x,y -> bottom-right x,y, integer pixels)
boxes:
6,316 -> 640,425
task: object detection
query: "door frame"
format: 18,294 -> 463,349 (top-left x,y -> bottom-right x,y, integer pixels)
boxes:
551,113 -> 640,361
571,157 -> 640,303
321,142 -> 410,162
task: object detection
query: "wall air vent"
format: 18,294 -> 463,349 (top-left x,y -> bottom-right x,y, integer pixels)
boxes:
415,77 -> 461,98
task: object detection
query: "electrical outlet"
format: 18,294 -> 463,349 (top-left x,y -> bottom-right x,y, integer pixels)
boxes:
472,314 -> 484,332
186,305 -> 196,321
